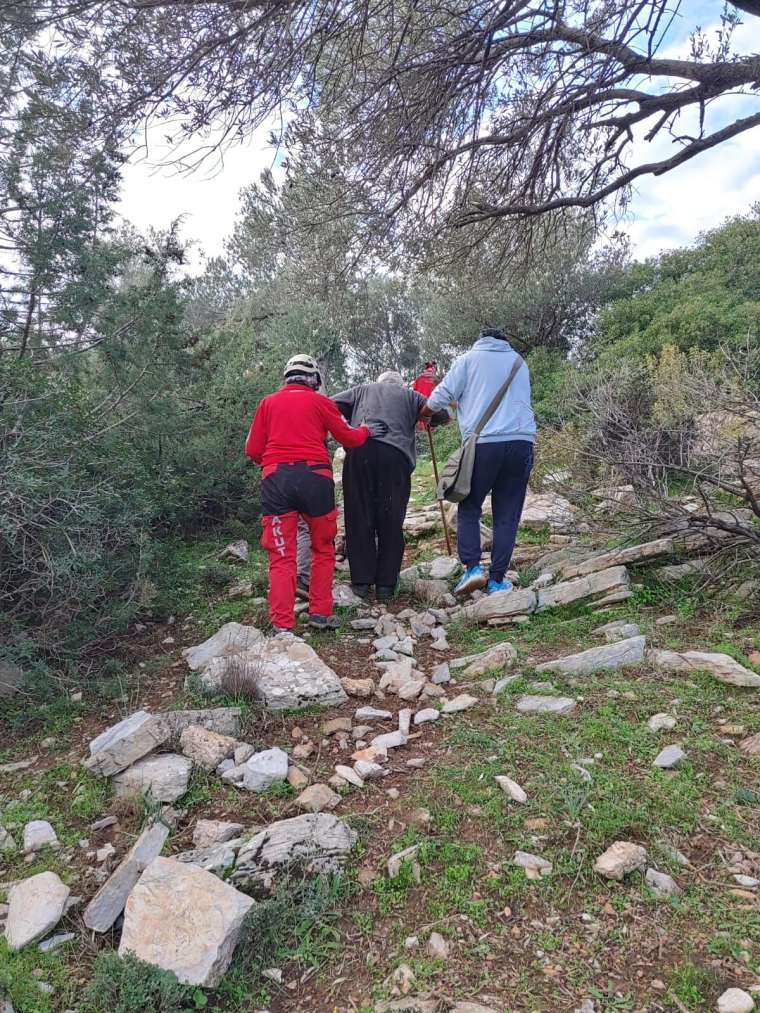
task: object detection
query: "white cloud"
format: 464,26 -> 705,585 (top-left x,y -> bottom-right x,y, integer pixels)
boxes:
117,124 -> 277,272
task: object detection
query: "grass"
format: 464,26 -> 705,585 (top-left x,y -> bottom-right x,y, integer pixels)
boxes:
0,939 -> 81,1013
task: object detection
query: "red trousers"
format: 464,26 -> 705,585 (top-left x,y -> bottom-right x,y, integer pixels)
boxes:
261,511 -> 337,629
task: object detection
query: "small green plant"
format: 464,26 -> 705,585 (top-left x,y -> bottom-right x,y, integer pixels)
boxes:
82,952 -> 194,1013
668,961 -> 716,1010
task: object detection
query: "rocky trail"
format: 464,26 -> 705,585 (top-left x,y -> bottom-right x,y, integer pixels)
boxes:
1,486 -> 759,1013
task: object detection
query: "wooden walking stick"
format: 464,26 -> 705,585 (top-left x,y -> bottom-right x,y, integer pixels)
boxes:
426,425 -> 453,556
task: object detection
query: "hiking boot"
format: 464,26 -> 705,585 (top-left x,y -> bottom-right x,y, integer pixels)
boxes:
350,583 -> 371,599
453,564 -> 487,596
272,625 -> 294,635
486,578 -> 513,595
376,585 -> 396,602
295,579 -> 309,601
307,614 -> 341,631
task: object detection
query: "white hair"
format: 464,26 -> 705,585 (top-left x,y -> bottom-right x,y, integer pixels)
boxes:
377,370 -> 404,386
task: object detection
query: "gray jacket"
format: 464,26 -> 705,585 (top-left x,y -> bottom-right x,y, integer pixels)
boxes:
334,382 -> 439,468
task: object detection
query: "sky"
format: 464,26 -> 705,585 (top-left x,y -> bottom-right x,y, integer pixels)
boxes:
117,5 -> 760,270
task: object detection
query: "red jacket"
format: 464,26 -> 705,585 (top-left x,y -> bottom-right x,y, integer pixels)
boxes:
245,383 -> 369,473
412,370 -> 436,399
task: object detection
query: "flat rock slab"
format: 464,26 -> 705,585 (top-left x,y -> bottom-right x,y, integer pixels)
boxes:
463,588 -> 537,624
193,820 -> 245,849
430,662 -> 451,684
558,537 -> 674,580
456,642 -> 517,678
537,566 -> 630,611
653,744 -> 686,769
295,783 -> 341,813
119,857 -> 254,987
196,636 -> 347,712
84,821 -> 170,932
175,844 -> 236,877
113,754 -> 193,803
5,872 -> 70,950
739,731 -> 760,755
162,708 -> 243,740
243,747 -> 289,792
516,695 -> 576,715
180,726 -> 237,771
23,820 -> 58,854
645,867 -> 680,898
442,694 -> 478,714
535,636 -> 646,676
649,649 -> 760,688
85,711 -> 170,778
182,621 -> 264,670
428,556 -> 462,580
232,813 -> 357,896
355,707 -> 393,721
594,841 -> 647,880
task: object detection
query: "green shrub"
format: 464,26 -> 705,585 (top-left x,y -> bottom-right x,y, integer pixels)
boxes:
82,952 -> 194,1013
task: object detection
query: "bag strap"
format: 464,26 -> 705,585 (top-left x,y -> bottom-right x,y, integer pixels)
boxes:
473,354 -> 524,437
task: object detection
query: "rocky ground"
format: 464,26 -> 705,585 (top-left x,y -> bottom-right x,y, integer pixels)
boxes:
1,481 -> 759,1013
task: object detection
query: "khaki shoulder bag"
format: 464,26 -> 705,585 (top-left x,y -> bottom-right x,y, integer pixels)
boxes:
437,355 -> 524,503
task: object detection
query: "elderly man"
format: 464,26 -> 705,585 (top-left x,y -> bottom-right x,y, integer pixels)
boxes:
334,371 -> 448,601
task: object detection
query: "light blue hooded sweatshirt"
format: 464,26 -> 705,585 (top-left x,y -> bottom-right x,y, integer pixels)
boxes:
427,336 -> 536,443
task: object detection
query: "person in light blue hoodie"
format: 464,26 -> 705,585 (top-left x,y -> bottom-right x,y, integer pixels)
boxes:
422,327 -> 536,595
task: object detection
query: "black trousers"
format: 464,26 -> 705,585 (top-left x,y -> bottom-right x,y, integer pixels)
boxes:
343,441 -> 412,588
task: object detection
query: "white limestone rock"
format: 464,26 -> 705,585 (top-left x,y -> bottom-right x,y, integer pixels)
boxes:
649,649 -> 760,688
176,844 -> 236,877
5,872 -> 70,950
653,744 -> 686,769
537,566 -> 630,611
645,867 -> 681,899
513,850 -> 552,878
242,747 -> 289,793
441,694 -> 478,714
232,813 -> 357,895
118,857 -> 254,987
84,821 -> 169,932
456,642 -> 517,678
23,821 -> 59,854
193,820 -> 245,849
295,783 -> 341,813
113,754 -> 192,803
179,725 -> 237,771
535,636 -> 646,676
647,713 -> 677,733
85,711 -> 170,778
182,621 -> 263,670
594,841 -> 647,880
717,988 -> 756,1013
194,634 -> 347,712
516,695 -> 576,715
495,776 -> 527,803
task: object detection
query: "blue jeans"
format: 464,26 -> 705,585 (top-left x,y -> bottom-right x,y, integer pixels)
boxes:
457,440 -> 533,582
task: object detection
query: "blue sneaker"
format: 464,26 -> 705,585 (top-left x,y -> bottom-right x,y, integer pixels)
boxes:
486,578 -> 513,595
453,564 -> 488,596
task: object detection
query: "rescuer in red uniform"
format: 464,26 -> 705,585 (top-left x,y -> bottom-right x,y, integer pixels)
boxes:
245,354 -> 388,632
412,361 -> 438,429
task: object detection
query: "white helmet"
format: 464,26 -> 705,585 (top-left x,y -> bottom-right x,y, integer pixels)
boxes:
284,353 -> 321,382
